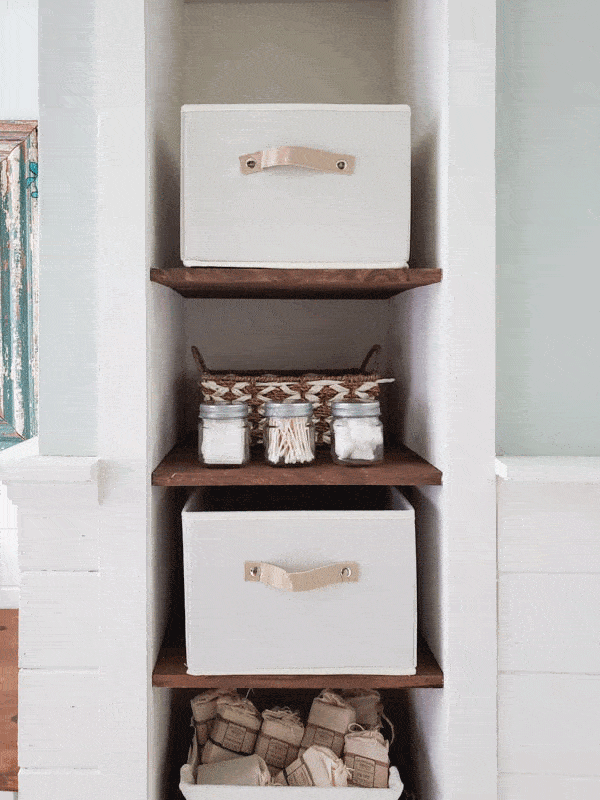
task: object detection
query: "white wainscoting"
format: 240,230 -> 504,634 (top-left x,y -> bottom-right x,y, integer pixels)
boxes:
497,458 -> 600,798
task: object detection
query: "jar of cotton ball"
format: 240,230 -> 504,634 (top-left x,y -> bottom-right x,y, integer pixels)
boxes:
198,403 -> 250,467
331,400 -> 384,466
263,401 -> 315,466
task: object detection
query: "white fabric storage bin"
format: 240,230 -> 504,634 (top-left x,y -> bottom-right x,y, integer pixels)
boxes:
180,737 -> 404,800
181,104 -> 410,268
182,486 -> 416,675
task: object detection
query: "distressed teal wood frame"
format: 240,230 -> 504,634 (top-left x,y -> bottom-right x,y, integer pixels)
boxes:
0,122 -> 38,450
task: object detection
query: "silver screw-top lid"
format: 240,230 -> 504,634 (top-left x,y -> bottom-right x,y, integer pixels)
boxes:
264,400 -> 314,418
199,402 -> 249,419
331,399 -> 381,417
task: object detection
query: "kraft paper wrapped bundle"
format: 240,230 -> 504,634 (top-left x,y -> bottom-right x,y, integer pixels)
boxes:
273,745 -> 351,787
201,695 -> 262,765
255,707 -> 305,775
300,690 -> 356,758
191,690 -> 239,748
340,689 -> 384,729
195,754 -> 272,786
344,726 -> 390,789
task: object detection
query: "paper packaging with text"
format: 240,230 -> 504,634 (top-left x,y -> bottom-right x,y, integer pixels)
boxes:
191,690 -> 240,748
344,727 -> 390,788
201,696 -> 261,764
255,707 -> 305,775
300,690 -> 356,758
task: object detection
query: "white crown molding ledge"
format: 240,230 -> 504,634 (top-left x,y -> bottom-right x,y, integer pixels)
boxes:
496,457 -> 600,483
0,438 -> 99,486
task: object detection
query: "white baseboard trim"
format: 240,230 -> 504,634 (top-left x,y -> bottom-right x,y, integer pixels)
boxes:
0,585 -> 19,609
496,456 -> 600,482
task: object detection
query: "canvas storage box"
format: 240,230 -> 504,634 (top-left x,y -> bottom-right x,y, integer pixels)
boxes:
181,104 -> 410,268
182,486 -> 416,675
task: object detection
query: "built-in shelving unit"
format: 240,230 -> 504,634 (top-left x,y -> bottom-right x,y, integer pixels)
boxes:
152,444 -> 442,487
152,637 -> 443,690
143,0 -> 496,798
150,266 -> 442,300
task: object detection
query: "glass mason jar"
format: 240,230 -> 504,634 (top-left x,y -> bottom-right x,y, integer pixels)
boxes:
198,403 -> 250,467
263,401 -> 315,466
331,400 -> 384,466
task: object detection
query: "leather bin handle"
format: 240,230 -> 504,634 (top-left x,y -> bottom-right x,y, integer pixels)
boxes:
240,146 -> 355,175
245,561 -> 360,592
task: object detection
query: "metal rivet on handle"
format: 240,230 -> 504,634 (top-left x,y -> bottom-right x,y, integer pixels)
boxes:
246,159 -> 257,169
250,566 -> 259,577
337,160 -> 347,170
341,567 -> 352,578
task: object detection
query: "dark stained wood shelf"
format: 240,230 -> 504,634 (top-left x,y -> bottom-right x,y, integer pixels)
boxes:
152,636 -> 443,690
150,266 -> 442,299
152,444 -> 442,487
0,609 -> 18,792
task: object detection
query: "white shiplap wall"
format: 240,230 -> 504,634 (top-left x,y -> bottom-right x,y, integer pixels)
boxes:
497,458 -> 600,800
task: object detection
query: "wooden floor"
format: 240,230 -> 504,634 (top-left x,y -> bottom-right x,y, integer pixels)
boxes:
0,610 -> 17,792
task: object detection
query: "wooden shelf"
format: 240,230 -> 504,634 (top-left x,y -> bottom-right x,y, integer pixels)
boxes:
152,637 -> 443,690
152,444 -> 442,487
0,609 -> 18,792
150,266 -> 442,299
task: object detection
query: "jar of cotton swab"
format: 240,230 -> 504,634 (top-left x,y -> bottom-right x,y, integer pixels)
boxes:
263,401 -> 315,467
331,400 -> 384,465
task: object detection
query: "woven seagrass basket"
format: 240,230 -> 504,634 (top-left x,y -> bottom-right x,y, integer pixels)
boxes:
191,345 -> 394,446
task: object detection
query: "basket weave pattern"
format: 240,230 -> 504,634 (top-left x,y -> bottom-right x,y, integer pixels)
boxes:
193,346 -> 391,446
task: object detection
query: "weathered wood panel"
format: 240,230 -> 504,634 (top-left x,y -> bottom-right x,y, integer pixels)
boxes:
20,572 -> 99,669
499,573 -> 600,674
0,123 -> 38,451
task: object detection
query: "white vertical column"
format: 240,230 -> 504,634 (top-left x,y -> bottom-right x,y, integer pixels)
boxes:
0,453 -> 101,800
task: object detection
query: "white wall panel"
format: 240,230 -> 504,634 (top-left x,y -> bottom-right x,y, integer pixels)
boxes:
0,0 -> 38,118
498,481 -> 600,573
0,529 -> 18,587
19,513 -> 99,571
499,573 -> 600,673
0,484 -> 17,528
20,571 -> 99,668
499,773 -> 600,800
19,671 -> 99,768
498,673 -> 600,777
18,769 -> 101,800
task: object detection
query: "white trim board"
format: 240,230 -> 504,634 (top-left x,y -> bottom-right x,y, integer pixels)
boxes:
496,457 -> 600,483
0,439 -> 99,485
